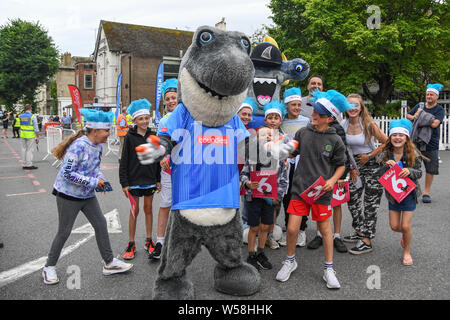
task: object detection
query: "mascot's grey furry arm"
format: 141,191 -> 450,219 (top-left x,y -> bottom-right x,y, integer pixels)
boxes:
136,26 -> 294,300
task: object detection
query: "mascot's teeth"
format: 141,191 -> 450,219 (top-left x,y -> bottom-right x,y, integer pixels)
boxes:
254,78 -> 277,84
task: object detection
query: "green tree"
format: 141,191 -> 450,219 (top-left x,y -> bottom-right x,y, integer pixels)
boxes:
0,19 -> 59,112
49,80 -> 58,115
268,0 -> 450,109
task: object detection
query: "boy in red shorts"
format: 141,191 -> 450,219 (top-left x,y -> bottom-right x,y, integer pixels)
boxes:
275,90 -> 354,289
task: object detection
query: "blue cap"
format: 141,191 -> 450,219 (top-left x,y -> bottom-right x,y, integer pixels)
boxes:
127,99 -> 152,119
389,118 -> 412,137
311,89 -> 356,119
81,108 -> 114,129
161,78 -> 178,97
283,87 -> 302,103
426,83 -> 443,95
238,97 -> 257,113
264,101 -> 286,118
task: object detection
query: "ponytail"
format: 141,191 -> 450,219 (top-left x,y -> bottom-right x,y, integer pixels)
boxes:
52,128 -> 91,160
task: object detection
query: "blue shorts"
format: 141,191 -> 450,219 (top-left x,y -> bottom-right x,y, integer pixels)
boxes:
388,192 -> 416,212
245,198 -> 273,227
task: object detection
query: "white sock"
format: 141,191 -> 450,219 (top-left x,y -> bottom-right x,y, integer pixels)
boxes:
156,237 -> 165,245
317,230 -> 322,238
324,261 -> 334,270
334,233 -> 340,239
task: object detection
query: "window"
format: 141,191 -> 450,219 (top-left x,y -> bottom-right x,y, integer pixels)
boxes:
85,74 -> 93,89
85,64 -> 93,70
163,56 -> 181,78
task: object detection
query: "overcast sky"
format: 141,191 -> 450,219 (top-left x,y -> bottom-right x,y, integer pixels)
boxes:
1,0 -> 273,57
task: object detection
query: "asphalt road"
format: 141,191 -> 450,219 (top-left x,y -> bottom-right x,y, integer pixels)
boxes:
0,135 -> 449,300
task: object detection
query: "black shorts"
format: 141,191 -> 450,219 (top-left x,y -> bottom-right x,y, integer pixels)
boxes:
128,187 -> 156,197
422,149 -> 439,175
2,123 -> 8,129
246,198 -> 274,227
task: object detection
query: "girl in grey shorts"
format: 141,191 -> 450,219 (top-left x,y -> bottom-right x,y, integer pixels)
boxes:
42,109 -> 133,285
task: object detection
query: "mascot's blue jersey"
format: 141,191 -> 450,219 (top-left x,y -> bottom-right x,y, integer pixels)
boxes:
158,103 -> 249,210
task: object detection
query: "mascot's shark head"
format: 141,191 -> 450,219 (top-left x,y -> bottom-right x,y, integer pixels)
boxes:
248,42 -> 310,116
178,26 -> 255,127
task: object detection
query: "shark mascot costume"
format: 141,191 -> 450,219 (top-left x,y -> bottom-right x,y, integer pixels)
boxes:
136,26 -> 295,300
247,37 -> 310,129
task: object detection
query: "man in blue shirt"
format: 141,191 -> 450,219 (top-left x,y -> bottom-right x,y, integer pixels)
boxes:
407,84 -> 445,203
61,112 -> 72,129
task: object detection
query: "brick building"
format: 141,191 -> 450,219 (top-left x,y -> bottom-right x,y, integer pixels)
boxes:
73,56 -> 97,107
93,20 -> 193,115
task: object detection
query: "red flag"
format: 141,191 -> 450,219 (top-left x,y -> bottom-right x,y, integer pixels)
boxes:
250,170 -> 277,199
378,164 -> 416,203
300,176 -> 327,205
331,181 -> 350,207
68,85 -> 82,124
129,193 -> 137,219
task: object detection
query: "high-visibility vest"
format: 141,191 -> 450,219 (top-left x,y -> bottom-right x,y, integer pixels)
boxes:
116,113 -> 129,136
126,114 -> 133,126
14,117 -> 21,127
19,112 -> 36,139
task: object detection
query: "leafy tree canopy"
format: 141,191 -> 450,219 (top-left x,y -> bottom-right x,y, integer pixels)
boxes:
0,19 -> 59,112
267,0 -> 450,110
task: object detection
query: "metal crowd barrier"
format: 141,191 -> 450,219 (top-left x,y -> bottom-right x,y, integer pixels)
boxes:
43,126 -> 62,167
105,126 -> 120,157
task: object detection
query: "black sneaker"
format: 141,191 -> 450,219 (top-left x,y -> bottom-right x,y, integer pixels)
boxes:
343,233 -> 363,243
333,237 -> 348,253
256,251 -> 272,270
307,235 -> 323,250
349,240 -> 373,255
150,242 -> 163,260
247,253 -> 261,272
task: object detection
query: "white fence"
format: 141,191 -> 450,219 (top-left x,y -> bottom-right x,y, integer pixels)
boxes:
373,115 -> 450,150
105,126 -> 120,157
43,127 -> 62,166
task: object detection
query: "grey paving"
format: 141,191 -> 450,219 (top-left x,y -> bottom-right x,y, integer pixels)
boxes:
0,136 -> 449,300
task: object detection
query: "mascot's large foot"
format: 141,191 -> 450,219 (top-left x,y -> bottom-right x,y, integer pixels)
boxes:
152,276 -> 195,300
214,263 -> 261,296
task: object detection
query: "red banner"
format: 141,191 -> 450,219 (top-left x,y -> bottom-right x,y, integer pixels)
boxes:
331,181 -> 350,207
68,85 -> 82,124
378,164 -> 416,203
250,170 -> 277,199
300,176 -> 327,205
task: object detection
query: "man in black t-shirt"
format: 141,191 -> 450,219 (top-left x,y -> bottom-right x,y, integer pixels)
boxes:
407,84 -> 445,203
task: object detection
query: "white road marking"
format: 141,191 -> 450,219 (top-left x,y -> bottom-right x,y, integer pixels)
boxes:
0,209 -> 121,288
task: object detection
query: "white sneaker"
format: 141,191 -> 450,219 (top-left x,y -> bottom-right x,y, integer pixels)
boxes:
103,258 -> 133,276
266,233 -> 280,250
323,268 -> 341,289
278,232 -> 287,247
42,266 -> 59,285
296,230 -> 307,247
276,259 -> 298,282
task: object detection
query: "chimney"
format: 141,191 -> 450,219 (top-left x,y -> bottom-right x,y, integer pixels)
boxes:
61,52 -> 72,66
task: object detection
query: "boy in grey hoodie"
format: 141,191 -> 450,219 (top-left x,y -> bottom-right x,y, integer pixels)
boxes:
275,89 -> 353,289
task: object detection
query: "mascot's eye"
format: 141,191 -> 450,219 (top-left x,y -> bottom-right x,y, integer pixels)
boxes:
295,64 -> 303,72
199,31 -> 214,45
240,38 -> 250,51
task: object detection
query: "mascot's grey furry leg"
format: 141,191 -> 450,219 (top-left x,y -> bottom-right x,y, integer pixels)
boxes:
153,211 -> 260,300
